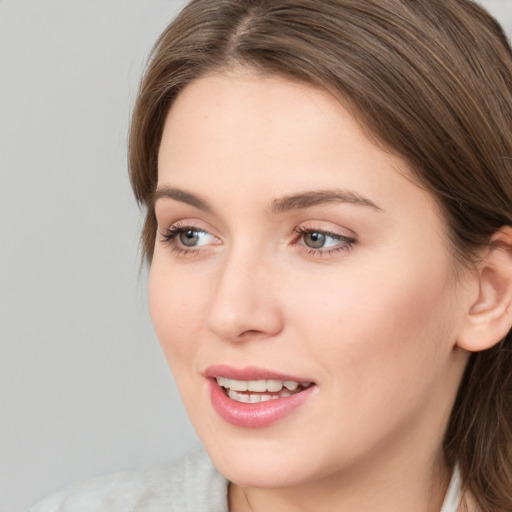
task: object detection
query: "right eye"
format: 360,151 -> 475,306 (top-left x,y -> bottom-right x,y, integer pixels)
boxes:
160,224 -> 220,254
176,228 -> 209,247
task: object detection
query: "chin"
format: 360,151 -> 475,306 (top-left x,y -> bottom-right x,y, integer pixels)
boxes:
194,416 -> 341,489
205,444 -> 316,488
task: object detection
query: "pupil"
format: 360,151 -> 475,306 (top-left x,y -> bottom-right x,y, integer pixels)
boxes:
179,230 -> 199,247
306,232 -> 325,249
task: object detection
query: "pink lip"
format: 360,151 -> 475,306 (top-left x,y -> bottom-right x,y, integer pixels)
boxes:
205,365 -> 316,428
205,365 -> 311,383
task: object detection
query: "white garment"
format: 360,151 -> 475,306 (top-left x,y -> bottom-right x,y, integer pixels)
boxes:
29,449 -> 461,512
440,465 -> 462,512
28,450 -> 228,512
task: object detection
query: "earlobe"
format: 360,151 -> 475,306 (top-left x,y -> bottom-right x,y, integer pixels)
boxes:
457,226 -> 512,352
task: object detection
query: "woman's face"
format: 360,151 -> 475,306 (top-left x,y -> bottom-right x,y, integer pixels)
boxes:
150,72 -> 471,488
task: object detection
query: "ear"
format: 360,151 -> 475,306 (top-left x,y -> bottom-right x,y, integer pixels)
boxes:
457,226 -> 512,352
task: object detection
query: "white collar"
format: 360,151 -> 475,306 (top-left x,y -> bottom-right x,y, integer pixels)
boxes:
439,465 -> 462,512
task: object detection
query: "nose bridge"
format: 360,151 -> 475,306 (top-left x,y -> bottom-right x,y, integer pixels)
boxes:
207,240 -> 282,342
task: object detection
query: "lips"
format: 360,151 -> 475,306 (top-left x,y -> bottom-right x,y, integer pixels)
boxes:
206,365 -> 316,428
205,365 -> 312,381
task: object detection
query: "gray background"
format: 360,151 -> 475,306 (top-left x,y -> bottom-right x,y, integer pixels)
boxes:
1,1 -> 511,511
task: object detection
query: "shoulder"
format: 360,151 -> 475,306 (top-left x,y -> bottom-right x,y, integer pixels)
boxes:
28,449 -> 229,512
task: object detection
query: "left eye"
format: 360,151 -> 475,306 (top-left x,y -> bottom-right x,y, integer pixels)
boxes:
296,228 -> 355,252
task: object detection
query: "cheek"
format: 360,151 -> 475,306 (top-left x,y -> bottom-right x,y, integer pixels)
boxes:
148,258 -> 209,371
280,255 -> 460,457
290,253 -> 458,389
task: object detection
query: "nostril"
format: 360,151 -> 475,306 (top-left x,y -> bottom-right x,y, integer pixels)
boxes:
240,329 -> 263,337
235,329 -> 276,342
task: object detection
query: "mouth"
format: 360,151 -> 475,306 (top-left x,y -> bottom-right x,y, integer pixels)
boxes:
216,376 -> 313,403
206,366 -> 316,428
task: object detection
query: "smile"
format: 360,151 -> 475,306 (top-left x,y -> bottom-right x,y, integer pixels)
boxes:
216,377 -> 312,403
207,367 -> 316,428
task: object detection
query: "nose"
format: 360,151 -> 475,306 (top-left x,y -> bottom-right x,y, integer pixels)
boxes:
206,246 -> 284,343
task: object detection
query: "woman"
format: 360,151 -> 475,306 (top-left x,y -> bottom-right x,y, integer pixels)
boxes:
31,0 -> 512,511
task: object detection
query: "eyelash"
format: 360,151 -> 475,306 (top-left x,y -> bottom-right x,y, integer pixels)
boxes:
159,224 -> 356,258
292,227 -> 356,256
160,223 -> 210,257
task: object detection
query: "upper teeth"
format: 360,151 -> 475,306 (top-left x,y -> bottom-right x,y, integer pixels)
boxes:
215,377 -> 311,392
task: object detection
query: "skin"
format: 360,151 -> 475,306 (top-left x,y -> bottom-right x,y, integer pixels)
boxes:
149,71 -> 476,512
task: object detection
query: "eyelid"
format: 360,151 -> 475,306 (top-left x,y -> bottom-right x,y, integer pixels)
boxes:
158,220 -> 222,256
295,220 -> 357,239
292,222 -> 357,256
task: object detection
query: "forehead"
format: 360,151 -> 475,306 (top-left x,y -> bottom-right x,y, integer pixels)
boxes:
159,72 -> 400,180
162,74 -> 404,193
158,72 -> 442,223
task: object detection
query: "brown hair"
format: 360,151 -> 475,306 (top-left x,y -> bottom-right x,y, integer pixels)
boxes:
129,0 -> 512,509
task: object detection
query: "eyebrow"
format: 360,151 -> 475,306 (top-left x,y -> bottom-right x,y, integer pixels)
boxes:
270,189 -> 382,213
152,186 -> 213,212
152,186 -> 382,213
